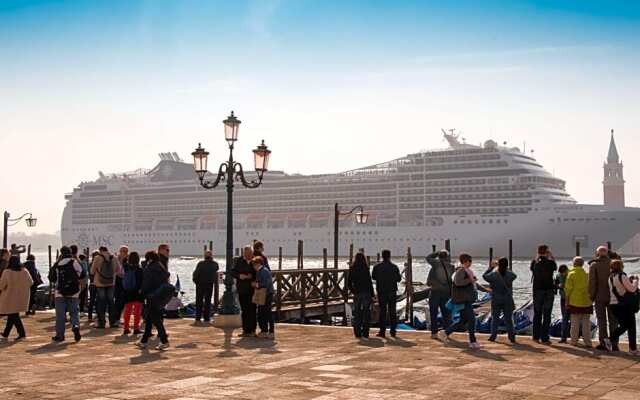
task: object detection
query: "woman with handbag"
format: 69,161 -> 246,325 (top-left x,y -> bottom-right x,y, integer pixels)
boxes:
439,253 -> 490,349
252,256 -> 274,339
608,259 -> 639,355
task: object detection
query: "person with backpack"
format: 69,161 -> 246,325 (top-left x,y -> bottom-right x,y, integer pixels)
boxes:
137,250 -> 172,350
608,259 -> 639,355
0,256 -> 33,340
192,250 -> 219,323
483,257 -> 517,343
440,253 -> 491,349
530,244 -> 557,345
122,251 -> 144,335
426,249 -> 455,339
48,246 -> 84,342
90,246 -> 121,329
371,249 -> 402,338
23,254 -> 42,315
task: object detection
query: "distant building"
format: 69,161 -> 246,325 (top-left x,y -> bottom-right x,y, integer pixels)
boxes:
603,129 -> 625,208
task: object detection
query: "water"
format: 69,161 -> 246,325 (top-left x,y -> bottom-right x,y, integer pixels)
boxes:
30,252 -> 640,333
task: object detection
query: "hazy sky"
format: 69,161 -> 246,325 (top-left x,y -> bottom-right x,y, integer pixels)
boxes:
1,0 -> 639,234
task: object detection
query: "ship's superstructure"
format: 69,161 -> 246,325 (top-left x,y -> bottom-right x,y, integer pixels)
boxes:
61,131 -> 640,257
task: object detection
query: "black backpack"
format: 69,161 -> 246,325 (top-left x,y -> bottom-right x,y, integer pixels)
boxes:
56,260 -> 80,297
610,273 -> 640,314
98,255 -> 115,281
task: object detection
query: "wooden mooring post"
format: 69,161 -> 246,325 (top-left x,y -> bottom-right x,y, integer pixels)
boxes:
209,241 -> 213,252
432,244 -> 437,253
322,248 -> 329,324
575,241 -> 581,257
508,240 -> 513,270
278,247 -> 283,270
405,247 -> 414,326
445,239 -> 451,255
27,244 -> 31,257
297,240 -> 304,269
348,243 -> 354,266
607,241 -> 612,251
48,245 -> 53,308
489,247 -> 494,266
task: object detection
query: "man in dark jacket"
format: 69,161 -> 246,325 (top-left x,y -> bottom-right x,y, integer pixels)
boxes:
530,244 -> 557,344
589,246 -> 615,351
24,254 -> 41,315
138,251 -> 170,350
348,252 -> 375,338
193,251 -> 219,323
158,244 -> 170,270
231,246 -> 256,337
372,250 -> 401,338
426,250 -> 454,339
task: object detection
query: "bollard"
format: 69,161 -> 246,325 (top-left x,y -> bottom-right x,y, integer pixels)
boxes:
607,241 -> 612,251
508,240 -> 513,270
575,241 -> 581,257
300,240 -> 304,269
209,241 -> 213,252
322,248 -> 328,269
278,247 -> 283,270
405,247 -> 414,326
445,239 -> 451,254
489,247 -> 494,267
297,240 -> 304,270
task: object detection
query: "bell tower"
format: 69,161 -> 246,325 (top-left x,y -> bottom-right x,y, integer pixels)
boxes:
603,129 -> 625,208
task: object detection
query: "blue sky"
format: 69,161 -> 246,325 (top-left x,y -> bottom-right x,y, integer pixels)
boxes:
1,1 -> 639,233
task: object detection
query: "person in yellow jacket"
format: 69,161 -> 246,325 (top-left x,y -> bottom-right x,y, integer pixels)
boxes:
564,257 -> 593,347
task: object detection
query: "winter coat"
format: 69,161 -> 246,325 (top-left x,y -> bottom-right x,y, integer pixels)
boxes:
588,256 -> 611,304
530,257 -> 557,291
193,258 -> 219,286
565,266 -> 592,312
371,260 -> 401,295
348,264 -> 374,296
141,261 -> 170,297
255,266 -> 274,295
231,257 -> 256,295
90,253 -> 121,288
426,253 -> 454,295
24,260 -> 42,287
0,268 -> 33,314
483,268 -> 517,305
123,263 -> 145,303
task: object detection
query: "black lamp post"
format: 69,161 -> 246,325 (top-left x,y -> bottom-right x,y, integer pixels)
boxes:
3,212 -> 37,249
192,111 -> 272,315
333,203 -> 368,268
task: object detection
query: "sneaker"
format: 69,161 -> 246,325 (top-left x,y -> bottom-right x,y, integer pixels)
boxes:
604,339 -> 613,352
15,335 -> 26,341
629,350 -> 640,356
51,336 -> 64,342
542,340 -> 552,346
469,342 -> 482,350
135,341 -> 148,349
73,327 -> 82,343
437,331 -> 449,344
155,342 -> 170,351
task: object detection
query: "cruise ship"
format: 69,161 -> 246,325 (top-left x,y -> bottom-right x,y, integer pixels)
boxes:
61,131 -> 640,258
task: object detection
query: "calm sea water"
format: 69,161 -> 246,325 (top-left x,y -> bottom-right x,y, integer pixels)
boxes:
31,252 -> 640,332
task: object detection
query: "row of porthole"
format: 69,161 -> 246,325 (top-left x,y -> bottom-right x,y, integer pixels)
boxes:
454,220 -> 508,224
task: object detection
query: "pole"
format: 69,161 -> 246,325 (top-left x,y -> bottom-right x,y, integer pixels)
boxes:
575,241 -> 581,257
219,144 -> 238,315
278,246 -> 282,270
27,244 -> 31,257
2,211 -> 9,249
508,239 -> 513,271
209,241 -> 213,252
489,247 -> 493,267
334,203 -> 339,269
432,244 -> 437,253
406,247 -> 413,326
445,239 -> 451,254
607,241 -> 612,251
348,243 -> 354,266
48,245 -> 53,308
322,248 -> 328,269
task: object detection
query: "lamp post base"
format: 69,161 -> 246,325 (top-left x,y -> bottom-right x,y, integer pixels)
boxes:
213,314 -> 242,329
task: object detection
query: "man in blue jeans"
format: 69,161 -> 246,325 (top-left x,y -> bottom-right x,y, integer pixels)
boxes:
426,250 -> 454,339
90,246 -> 121,328
530,244 -> 557,344
48,246 -> 83,342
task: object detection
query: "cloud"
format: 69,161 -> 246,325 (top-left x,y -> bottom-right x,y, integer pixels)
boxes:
245,0 -> 284,41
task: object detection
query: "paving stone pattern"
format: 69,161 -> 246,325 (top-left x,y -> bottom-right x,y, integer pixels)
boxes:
1,312 -> 639,399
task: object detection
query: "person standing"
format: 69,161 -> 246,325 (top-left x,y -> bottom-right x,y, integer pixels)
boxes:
0,248 -> 10,277
564,257 -> 593,348
530,245 -> 557,345
87,251 -> 99,321
122,251 -> 144,335
372,250 -> 401,338
426,249 -> 454,339
483,257 -> 517,343
608,259 -> 639,355
231,246 -> 257,337
589,246 -> 614,351
555,264 -> 570,343
440,253 -> 490,349
137,250 -> 171,350
192,250 -> 219,323
158,244 -> 170,270
253,241 -> 270,270
348,252 -> 375,338
23,254 -> 42,315
48,246 -> 83,342
90,246 -> 120,329
0,256 -> 33,340
252,256 -> 275,339
111,245 -> 129,328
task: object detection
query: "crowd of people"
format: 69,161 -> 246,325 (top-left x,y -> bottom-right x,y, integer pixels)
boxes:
0,241 -> 638,356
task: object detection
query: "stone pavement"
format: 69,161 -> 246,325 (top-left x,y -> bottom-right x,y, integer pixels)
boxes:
1,312 -> 639,400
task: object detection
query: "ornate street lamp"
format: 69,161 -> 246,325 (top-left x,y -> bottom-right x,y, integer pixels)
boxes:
3,212 -> 37,248
192,111 -> 271,319
333,203 -> 368,268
